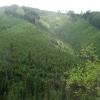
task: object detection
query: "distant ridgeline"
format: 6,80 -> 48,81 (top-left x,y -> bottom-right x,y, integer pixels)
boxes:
83,10 -> 100,29
4,5 -> 40,24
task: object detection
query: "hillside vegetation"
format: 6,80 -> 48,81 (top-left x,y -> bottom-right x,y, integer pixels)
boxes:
0,5 -> 100,100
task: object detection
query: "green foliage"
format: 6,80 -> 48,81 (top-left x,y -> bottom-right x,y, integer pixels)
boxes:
66,46 -> 100,100
67,62 -> 100,100
79,44 -> 98,63
23,7 -> 40,24
83,11 -> 100,29
0,5 -> 100,100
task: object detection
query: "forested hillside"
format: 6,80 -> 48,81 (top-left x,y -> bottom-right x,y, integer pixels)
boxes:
0,5 -> 100,100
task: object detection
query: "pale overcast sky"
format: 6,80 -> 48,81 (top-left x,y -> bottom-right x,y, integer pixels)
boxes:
0,0 -> 100,13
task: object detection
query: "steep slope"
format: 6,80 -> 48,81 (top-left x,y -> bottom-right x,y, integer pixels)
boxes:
1,5 -> 100,58
0,8 -> 76,68
40,13 -> 100,57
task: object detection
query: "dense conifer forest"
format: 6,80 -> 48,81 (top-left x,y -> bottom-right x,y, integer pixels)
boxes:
0,5 -> 100,100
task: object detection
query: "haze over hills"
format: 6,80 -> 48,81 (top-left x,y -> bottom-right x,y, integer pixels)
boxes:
0,5 -> 100,57
0,5 -> 100,100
